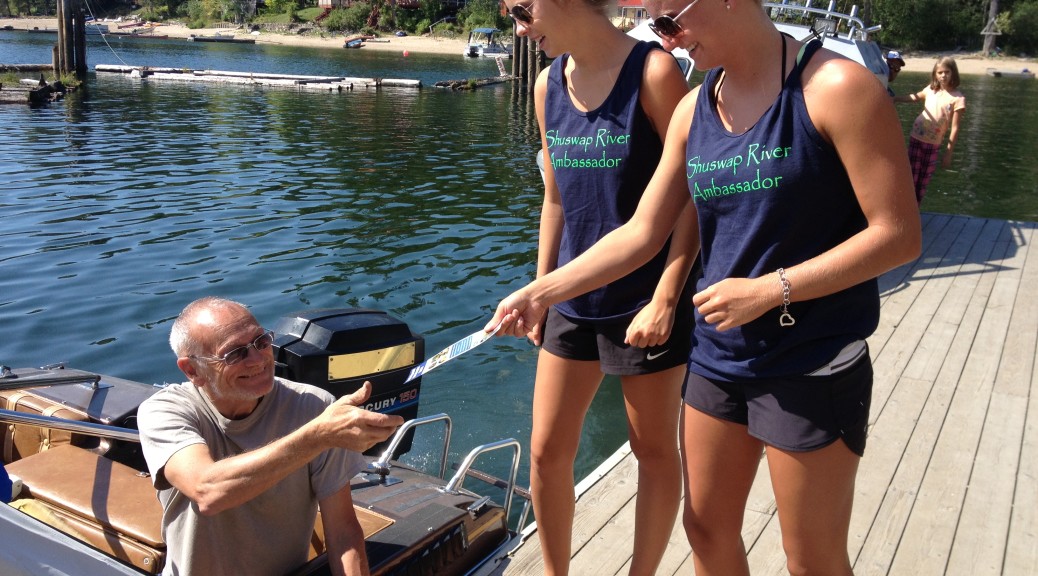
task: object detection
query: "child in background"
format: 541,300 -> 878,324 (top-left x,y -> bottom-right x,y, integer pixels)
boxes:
897,57 -> 966,204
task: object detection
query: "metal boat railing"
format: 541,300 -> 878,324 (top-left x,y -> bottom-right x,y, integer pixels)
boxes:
0,408 -> 142,443
368,413 -> 452,479
764,1 -> 878,40
443,438 -> 522,524
364,413 -> 526,530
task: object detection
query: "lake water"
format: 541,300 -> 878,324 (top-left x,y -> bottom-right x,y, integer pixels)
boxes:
1,31 -> 1036,503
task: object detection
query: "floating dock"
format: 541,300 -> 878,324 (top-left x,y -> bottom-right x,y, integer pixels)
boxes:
493,212 -> 1038,575
94,64 -> 422,90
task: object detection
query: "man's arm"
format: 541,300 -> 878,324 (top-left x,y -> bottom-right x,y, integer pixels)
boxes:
320,485 -> 369,576
163,382 -> 402,516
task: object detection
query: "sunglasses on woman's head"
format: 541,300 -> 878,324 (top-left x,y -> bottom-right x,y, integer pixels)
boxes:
508,2 -> 534,25
648,0 -> 702,38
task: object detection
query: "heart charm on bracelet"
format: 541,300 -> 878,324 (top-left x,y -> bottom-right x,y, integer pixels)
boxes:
779,313 -> 796,327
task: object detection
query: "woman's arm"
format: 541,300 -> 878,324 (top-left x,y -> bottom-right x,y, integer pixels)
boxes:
626,50 -> 696,348
692,54 -> 921,331
526,69 -> 564,345
490,89 -> 701,337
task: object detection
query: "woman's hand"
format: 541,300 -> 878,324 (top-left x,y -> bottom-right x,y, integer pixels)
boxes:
625,299 -> 675,348
692,276 -> 775,332
485,287 -> 551,346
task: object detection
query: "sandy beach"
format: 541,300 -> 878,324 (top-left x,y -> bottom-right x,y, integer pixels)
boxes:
3,16 -> 1036,75
0,16 -> 469,56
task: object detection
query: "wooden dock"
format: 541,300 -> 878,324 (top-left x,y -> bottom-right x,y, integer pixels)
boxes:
94,65 -> 423,90
493,212 -> 1038,576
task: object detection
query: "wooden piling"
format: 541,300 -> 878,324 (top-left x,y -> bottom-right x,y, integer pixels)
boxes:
510,32 -> 546,95
74,4 -> 86,79
53,0 -> 87,79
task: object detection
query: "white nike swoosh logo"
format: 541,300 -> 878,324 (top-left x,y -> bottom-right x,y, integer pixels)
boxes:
646,349 -> 669,361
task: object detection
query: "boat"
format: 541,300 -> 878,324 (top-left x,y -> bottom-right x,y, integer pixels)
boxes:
25,22 -> 110,35
0,308 -> 524,576
187,33 -> 256,44
463,28 -> 512,59
344,34 -> 372,49
986,67 -> 1035,79
764,1 -> 889,88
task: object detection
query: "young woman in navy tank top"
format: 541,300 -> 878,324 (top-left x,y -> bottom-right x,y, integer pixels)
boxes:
490,1 -> 922,574
500,0 -> 697,574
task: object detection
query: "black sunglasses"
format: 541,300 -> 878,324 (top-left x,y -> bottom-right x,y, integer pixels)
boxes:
508,2 -> 534,25
191,330 -> 274,366
648,0 -> 702,39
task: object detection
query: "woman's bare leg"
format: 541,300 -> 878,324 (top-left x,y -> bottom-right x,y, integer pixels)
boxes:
620,365 -> 685,576
766,441 -> 860,576
529,349 -> 603,576
681,404 -> 763,576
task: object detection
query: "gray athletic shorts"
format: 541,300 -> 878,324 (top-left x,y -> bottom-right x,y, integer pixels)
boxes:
541,304 -> 692,376
682,350 -> 872,456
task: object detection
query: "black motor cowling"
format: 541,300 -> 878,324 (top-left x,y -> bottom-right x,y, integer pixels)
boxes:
272,308 -> 425,456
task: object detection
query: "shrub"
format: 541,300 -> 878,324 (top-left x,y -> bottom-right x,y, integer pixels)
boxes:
1006,1 -> 1038,54
323,4 -> 371,32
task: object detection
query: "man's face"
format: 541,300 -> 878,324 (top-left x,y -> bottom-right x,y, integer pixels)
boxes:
189,306 -> 275,417
887,59 -> 902,82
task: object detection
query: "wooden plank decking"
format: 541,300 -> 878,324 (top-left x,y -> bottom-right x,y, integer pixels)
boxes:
494,213 -> 1038,576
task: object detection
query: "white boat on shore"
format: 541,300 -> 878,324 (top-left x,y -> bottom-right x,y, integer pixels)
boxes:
1,308 -> 526,576
464,28 -> 512,59
764,0 -> 889,87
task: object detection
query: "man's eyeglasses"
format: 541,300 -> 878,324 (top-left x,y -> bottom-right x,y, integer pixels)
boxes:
648,0 -> 702,39
508,2 -> 534,25
191,330 -> 274,366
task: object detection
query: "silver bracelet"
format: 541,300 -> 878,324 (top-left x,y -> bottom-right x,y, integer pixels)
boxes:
777,268 -> 795,327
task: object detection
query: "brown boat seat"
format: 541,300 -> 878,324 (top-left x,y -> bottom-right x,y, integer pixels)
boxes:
1,389 -> 90,464
307,503 -> 395,559
4,444 -> 166,573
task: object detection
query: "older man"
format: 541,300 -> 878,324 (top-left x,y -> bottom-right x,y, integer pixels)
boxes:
138,297 -> 403,576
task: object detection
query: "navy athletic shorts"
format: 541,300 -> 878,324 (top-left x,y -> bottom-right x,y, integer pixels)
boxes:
682,350 -> 872,456
541,303 -> 692,376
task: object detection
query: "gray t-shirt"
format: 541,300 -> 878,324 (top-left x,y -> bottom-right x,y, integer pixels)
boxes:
138,377 -> 367,576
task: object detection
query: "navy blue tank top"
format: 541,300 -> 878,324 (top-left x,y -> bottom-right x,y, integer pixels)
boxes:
546,41 -> 680,322
686,40 -> 879,381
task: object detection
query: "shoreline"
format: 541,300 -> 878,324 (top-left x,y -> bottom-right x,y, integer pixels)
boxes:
0,16 -> 470,56
899,49 -> 1036,77
3,16 -> 1036,75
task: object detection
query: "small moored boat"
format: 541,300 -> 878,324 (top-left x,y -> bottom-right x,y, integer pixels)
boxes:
463,28 -> 512,59
188,33 -> 256,44
986,67 -> 1035,79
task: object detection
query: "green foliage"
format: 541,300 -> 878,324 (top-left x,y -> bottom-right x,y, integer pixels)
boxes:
296,6 -> 324,21
393,0 -> 451,35
456,0 -> 505,33
323,4 -> 371,32
870,0 -> 985,51
1004,1 -> 1038,53
262,0 -> 295,17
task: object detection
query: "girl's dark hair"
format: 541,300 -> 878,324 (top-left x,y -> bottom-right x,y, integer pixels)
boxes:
930,57 -> 961,91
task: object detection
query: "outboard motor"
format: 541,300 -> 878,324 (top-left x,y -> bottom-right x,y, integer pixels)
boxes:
272,308 -> 425,456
